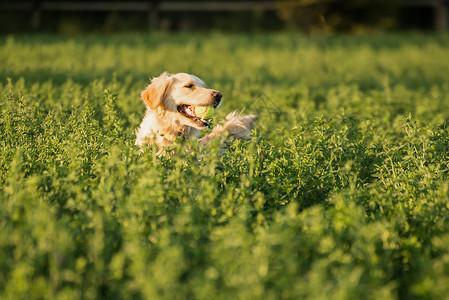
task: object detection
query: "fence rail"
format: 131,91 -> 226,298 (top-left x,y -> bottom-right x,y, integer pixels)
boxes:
1,1 -> 447,30
0,1 -> 276,11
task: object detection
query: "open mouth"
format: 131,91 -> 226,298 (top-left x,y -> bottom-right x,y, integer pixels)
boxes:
177,105 -> 213,128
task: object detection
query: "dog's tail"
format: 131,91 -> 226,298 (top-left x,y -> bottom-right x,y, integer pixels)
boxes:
199,112 -> 257,146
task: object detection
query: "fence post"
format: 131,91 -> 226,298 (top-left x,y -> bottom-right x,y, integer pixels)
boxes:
434,2 -> 448,30
31,0 -> 41,30
148,1 -> 160,29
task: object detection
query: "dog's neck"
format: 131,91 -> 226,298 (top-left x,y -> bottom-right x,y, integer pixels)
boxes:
155,125 -> 187,146
156,114 -> 196,139
135,108 -> 199,148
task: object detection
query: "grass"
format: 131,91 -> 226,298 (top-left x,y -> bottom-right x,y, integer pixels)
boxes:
1,32 -> 449,299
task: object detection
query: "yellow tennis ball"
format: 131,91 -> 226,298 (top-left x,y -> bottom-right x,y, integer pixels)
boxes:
194,106 -> 214,119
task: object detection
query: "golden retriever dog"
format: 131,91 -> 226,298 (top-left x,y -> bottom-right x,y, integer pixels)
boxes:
135,72 -> 257,153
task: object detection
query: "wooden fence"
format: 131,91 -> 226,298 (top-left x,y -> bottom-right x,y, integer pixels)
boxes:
0,1 -> 447,30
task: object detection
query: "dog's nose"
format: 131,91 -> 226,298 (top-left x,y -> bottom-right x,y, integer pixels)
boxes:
212,91 -> 222,106
213,91 -> 222,100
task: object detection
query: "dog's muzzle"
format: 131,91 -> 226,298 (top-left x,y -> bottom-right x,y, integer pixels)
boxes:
212,91 -> 222,107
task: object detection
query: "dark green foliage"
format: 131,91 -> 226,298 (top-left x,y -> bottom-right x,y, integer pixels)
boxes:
1,32 -> 449,299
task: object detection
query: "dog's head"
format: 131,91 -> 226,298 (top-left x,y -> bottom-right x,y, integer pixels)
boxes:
141,72 -> 222,129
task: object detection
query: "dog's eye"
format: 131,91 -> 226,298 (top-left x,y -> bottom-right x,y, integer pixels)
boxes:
184,84 -> 194,89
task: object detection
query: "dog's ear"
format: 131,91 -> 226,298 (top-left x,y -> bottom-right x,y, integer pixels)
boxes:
141,72 -> 172,110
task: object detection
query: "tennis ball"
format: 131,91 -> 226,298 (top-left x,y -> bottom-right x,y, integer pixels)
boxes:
194,106 -> 214,119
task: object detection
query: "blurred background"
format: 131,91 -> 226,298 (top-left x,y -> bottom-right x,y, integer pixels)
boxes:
0,0 -> 448,34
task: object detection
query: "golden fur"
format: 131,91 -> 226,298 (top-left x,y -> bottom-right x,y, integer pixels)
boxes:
135,72 -> 256,152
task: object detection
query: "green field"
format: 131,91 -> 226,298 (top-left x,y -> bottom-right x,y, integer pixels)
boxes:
2,32 -> 449,299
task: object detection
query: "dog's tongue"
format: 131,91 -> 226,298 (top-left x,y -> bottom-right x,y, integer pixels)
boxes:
185,106 -> 197,117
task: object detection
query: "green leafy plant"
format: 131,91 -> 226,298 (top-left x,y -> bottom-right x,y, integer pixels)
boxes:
1,32 -> 449,299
